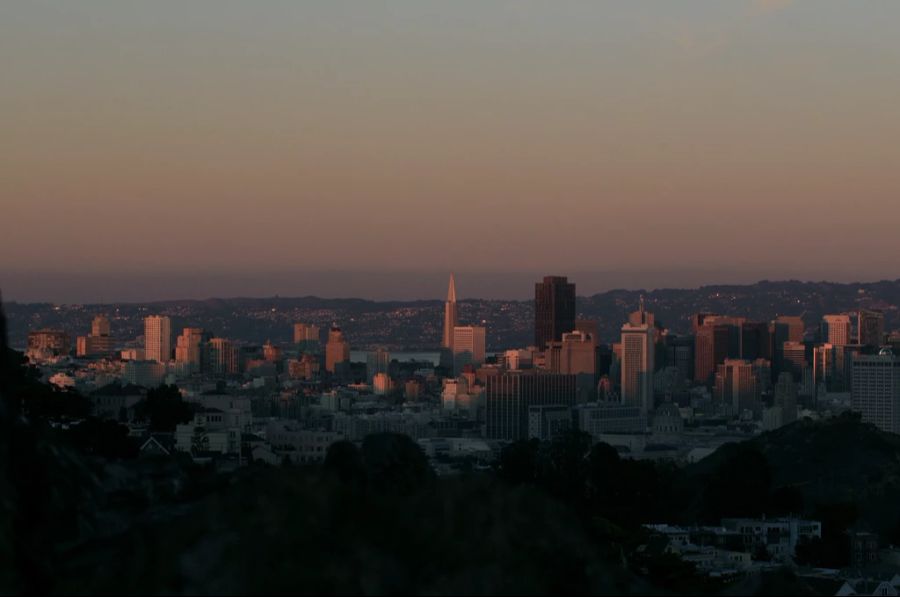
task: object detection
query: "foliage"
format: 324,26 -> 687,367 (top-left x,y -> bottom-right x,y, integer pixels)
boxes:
133,385 -> 195,432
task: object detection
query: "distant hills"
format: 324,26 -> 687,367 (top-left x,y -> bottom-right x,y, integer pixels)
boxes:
4,279 -> 899,350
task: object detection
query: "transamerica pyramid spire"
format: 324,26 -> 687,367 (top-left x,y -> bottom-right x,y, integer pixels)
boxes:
442,274 -> 458,350
447,273 -> 457,303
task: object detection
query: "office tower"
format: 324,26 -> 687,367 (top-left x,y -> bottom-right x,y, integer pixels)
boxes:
694,322 -> 732,385
367,347 -> 391,382
691,313 -> 718,333
144,315 -> 172,363
91,315 -> 111,338
620,303 -> 655,414
534,275 -> 576,349
628,297 -> 654,327
175,327 -> 207,373
485,371 -> 577,440
773,315 -> 805,344
503,348 -> 535,371
714,359 -> 760,415
821,314 -> 852,346
574,319 -> 599,347
855,309 -> 886,348
442,274 -> 458,351
852,350 -> 900,434
781,341 -> 808,382
207,337 -> 240,376
76,314 -> 114,357
293,323 -> 321,350
558,330 -> 596,376
325,326 -> 350,373
664,334 -> 694,382
453,325 -> 486,374
741,321 -> 771,361
752,358 -> 773,395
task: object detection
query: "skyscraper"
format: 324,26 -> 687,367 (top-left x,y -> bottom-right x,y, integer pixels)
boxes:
694,321 -> 732,385
453,325 -> 486,374
852,350 -> 900,434
367,347 -> 391,382
91,315 -> 111,338
714,359 -> 760,415
442,273 -> 458,351
144,315 -> 172,363
534,275 -> 576,349
207,337 -> 240,376
620,302 -> 655,414
175,327 -> 207,373
293,323 -> 321,350
821,314 -> 852,346
855,309 -> 885,348
325,325 -> 350,373
76,314 -> 114,356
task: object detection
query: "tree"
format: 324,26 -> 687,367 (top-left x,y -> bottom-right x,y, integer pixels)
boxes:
497,439 -> 540,485
63,417 -> 138,459
361,433 -> 432,494
133,385 -> 194,432
324,440 -> 366,486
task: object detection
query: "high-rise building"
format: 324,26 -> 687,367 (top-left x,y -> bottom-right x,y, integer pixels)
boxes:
534,276 -> 576,349
207,337 -> 240,376
293,323 -> 321,350
442,274 -> 458,351
664,334 -> 694,382
144,315 -> 172,363
574,319 -> 599,347
367,347 -> 391,382
175,327 -> 207,373
325,326 -> 350,373
485,371 -> 577,440
773,315 -> 805,344
694,321 -> 732,385
821,314 -> 852,347
855,309 -> 885,348
740,321 -> 771,361
852,350 -> 900,434
714,359 -> 760,415
620,303 -> 655,414
76,314 -> 114,357
453,326 -> 486,374
91,315 -> 111,338
781,341 -> 808,382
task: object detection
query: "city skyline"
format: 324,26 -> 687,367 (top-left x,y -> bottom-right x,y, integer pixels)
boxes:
7,2 -> 900,593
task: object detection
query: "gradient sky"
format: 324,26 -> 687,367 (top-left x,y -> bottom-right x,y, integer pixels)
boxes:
2,1 -> 900,301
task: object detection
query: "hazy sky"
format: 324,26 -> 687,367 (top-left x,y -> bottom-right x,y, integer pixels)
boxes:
2,1 -> 900,301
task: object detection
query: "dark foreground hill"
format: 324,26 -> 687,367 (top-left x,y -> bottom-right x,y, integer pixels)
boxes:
675,412 -> 900,568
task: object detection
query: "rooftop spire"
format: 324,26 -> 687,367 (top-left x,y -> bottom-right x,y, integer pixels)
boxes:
447,273 -> 457,303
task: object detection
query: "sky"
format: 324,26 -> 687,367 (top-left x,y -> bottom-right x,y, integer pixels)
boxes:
2,1 -> 900,301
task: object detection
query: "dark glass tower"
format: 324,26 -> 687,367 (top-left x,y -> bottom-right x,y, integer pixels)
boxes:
534,276 -> 576,349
